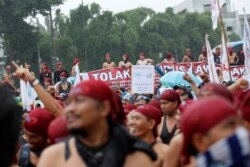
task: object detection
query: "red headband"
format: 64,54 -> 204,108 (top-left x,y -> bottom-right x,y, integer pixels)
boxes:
160,89 -> 181,106
48,116 -> 69,144
69,80 -> 120,122
134,104 -> 162,126
24,108 -> 54,138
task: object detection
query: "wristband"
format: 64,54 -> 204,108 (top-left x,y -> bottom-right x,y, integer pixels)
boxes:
30,79 -> 39,87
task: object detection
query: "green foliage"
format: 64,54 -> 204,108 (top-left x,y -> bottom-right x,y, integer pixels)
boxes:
1,2 -> 222,72
227,32 -> 241,42
0,0 -> 63,71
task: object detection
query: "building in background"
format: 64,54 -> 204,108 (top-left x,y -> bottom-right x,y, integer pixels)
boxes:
173,0 -> 245,39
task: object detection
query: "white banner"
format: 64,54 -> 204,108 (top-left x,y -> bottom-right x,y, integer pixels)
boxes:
243,13 -> 250,75
131,65 -> 155,94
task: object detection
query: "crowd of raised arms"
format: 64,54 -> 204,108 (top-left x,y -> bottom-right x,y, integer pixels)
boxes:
0,43 -> 249,167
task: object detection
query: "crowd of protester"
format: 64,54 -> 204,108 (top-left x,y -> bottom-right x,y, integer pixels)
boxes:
0,45 -> 249,167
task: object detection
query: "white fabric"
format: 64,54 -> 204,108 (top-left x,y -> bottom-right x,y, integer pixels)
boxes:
221,31 -> 231,81
74,63 -> 81,86
211,0 -> 226,30
243,13 -> 250,75
205,34 -> 220,83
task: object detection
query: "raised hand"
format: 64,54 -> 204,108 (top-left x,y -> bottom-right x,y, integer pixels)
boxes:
12,61 -> 35,82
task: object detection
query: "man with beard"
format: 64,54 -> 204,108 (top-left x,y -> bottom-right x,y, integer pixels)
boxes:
54,61 -> 69,84
38,80 -> 156,167
129,105 -> 167,167
118,53 -> 133,68
103,53 -> 116,69
18,108 -> 54,167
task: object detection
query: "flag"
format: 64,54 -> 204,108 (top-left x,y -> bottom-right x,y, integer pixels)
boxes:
221,31 -> 231,81
74,63 -> 81,86
27,82 -> 37,101
243,13 -> 250,75
205,34 -> 220,83
20,79 -> 33,111
211,0 -> 226,30
187,63 -> 193,74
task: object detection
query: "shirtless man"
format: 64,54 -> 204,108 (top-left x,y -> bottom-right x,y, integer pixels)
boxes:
228,47 -> 239,66
118,53 -> 133,68
182,49 -> 194,63
37,80 -> 156,167
198,46 -> 207,63
129,104 -> 168,167
103,53 -> 116,69
136,52 -> 153,65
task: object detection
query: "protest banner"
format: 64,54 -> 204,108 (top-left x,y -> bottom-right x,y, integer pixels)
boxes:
131,65 -> 155,94
83,63 -> 246,91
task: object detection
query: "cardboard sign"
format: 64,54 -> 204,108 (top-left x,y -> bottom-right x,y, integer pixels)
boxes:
131,65 -> 155,94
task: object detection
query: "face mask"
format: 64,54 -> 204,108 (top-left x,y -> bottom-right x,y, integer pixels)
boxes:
196,127 -> 250,167
61,78 -> 67,83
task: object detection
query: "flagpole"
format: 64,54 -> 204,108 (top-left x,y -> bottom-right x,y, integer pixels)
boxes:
216,0 -> 232,81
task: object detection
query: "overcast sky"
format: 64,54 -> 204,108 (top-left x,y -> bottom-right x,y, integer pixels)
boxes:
57,0 -> 250,16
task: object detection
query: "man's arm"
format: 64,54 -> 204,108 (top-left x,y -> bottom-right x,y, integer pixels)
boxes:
13,62 -> 63,117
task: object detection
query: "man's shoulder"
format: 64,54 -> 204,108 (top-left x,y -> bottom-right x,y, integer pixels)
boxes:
124,151 -> 155,167
42,142 -> 65,156
37,142 -> 65,167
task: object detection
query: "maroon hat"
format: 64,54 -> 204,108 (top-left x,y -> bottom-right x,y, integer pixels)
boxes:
180,96 -> 237,164
134,104 -> 162,126
73,58 -> 80,65
160,89 -> 181,106
48,116 -> 69,144
69,80 -> 120,122
166,52 -> 173,59
201,83 -> 234,102
60,71 -> 67,77
24,108 -> 54,138
228,47 -> 233,52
